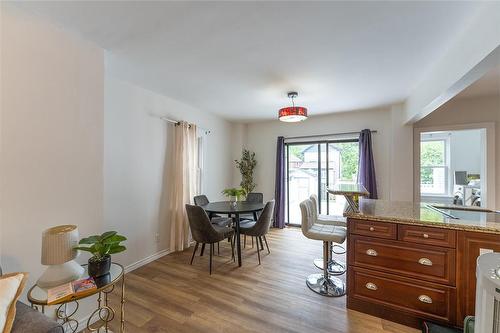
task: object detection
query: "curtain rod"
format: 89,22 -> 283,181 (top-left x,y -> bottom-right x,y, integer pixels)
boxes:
159,116 -> 211,134
284,130 -> 377,140
160,116 -> 181,125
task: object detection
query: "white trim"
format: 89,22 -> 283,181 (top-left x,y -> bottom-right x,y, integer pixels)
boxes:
124,248 -> 173,274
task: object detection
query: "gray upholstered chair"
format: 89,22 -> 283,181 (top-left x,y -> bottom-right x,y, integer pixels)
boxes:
193,195 -> 232,228
186,204 -> 235,274
300,199 -> 346,297
239,200 -> 275,264
309,194 -> 347,275
240,192 -> 264,248
0,266 -> 64,333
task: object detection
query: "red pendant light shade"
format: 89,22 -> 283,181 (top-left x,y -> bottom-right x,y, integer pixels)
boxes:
278,106 -> 308,122
278,92 -> 308,122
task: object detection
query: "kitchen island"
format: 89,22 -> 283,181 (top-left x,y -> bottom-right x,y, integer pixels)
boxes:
345,199 -> 500,329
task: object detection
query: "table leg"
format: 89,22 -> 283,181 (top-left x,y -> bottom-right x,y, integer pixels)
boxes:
235,213 -> 242,267
344,195 -> 359,213
120,274 -> 125,333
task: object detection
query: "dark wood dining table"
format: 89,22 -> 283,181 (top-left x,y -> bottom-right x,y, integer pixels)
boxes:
199,201 -> 265,267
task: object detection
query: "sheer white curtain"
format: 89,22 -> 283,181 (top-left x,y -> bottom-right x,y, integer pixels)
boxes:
168,121 -> 198,252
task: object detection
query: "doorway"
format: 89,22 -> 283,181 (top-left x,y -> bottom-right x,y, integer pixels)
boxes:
285,140 -> 359,225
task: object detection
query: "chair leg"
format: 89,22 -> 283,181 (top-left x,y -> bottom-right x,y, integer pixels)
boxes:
259,236 -> 264,250
263,235 -> 270,254
256,239 -> 261,265
200,243 -> 206,257
209,243 -> 213,275
217,242 -> 220,255
244,234 -> 246,248
251,236 -> 254,248
190,242 -> 199,265
230,235 -> 235,262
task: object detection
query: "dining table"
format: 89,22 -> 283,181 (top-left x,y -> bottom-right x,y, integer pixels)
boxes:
199,201 -> 265,267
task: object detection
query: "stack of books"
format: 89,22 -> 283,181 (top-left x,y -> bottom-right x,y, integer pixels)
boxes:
47,277 -> 97,304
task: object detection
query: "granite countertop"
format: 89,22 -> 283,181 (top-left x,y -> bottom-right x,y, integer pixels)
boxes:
346,199 -> 500,234
328,183 -> 369,196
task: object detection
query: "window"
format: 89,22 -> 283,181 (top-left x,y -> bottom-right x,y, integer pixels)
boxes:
420,136 -> 450,196
285,139 -> 359,225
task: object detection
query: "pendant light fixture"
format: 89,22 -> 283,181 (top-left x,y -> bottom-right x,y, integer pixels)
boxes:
278,91 -> 308,122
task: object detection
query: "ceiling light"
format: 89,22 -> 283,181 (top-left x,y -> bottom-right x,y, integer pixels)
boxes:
278,92 -> 308,122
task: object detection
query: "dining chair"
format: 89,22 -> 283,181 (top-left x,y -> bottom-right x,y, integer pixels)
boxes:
185,204 -> 235,274
240,192 -> 264,248
194,195 -> 232,227
239,200 -> 275,264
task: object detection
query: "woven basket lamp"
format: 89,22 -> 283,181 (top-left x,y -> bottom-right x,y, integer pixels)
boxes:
36,225 -> 84,288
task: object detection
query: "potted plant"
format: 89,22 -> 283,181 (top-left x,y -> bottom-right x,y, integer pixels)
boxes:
222,188 -> 246,203
235,150 -> 257,195
74,231 -> 127,278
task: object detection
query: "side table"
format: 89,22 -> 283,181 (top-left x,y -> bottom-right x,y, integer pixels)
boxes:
28,263 -> 125,333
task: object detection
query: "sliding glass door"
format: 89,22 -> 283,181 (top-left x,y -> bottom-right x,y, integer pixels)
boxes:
285,140 -> 359,225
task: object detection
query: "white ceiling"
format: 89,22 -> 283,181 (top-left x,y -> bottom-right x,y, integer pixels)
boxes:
14,1 -> 485,122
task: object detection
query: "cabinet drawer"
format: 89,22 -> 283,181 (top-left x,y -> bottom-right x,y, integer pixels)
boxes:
351,235 -> 456,285
350,219 -> 397,239
350,266 -> 456,323
398,225 -> 456,248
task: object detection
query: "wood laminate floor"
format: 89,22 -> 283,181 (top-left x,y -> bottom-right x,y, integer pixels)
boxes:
108,228 -> 419,333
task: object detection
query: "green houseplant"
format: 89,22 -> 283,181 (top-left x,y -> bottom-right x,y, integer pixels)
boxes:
235,149 -> 257,195
74,231 -> 127,278
222,188 -> 246,202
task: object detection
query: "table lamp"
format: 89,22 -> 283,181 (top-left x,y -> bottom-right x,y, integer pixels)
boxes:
36,225 -> 84,289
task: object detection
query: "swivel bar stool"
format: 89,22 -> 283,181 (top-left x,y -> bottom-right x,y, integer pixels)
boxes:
309,194 -> 347,275
300,199 -> 346,297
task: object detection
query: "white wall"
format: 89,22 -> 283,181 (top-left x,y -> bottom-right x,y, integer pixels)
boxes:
1,2 -> 104,308
244,107 -> 397,202
450,129 -> 482,175
104,75 -> 235,267
415,95 -> 500,209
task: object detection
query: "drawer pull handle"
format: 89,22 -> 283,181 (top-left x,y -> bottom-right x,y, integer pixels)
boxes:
422,233 -> 429,238
418,295 -> 433,304
365,282 -> 378,291
366,249 -> 378,256
418,258 -> 433,266
369,227 -> 375,231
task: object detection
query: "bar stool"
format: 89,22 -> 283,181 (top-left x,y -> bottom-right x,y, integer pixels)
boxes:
309,194 -> 347,275
300,199 -> 346,297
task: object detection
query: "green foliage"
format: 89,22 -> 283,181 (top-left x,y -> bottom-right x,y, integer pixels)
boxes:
421,141 -> 444,166
288,146 -> 303,159
420,141 -> 445,184
234,149 -> 257,194
221,188 -> 246,200
74,231 -> 127,261
337,143 -> 359,181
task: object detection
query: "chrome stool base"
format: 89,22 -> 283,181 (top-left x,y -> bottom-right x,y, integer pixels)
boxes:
306,273 -> 345,297
313,258 -> 346,275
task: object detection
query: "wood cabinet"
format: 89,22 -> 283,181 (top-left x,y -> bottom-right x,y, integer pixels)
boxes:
347,218 -> 500,329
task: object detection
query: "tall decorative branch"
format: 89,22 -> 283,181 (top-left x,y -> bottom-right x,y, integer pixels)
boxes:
235,149 -> 257,195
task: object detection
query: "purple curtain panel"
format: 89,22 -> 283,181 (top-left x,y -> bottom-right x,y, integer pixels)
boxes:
274,136 -> 285,228
358,129 -> 378,199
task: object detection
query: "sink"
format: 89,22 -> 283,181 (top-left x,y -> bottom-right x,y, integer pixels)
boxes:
427,204 -> 499,220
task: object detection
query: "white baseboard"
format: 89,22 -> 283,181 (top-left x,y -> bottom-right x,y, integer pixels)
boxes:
124,248 -> 173,274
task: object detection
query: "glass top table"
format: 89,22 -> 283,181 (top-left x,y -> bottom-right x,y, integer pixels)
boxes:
28,263 -> 124,305
27,263 -> 125,333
